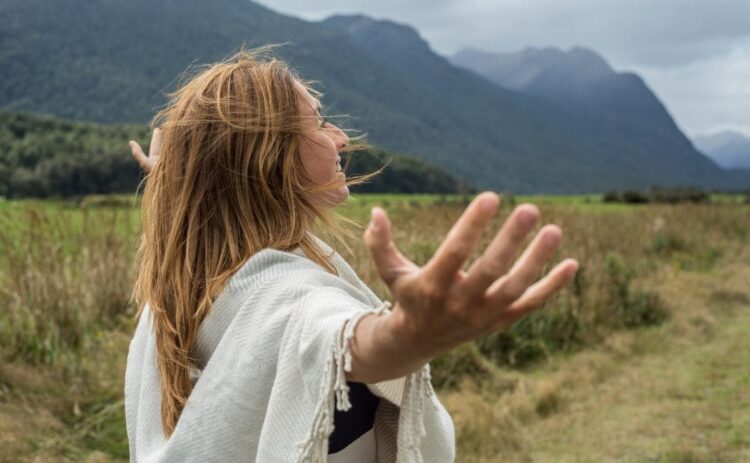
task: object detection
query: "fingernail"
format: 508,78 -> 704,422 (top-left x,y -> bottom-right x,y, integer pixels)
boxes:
519,207 -> 539,227
481,195 -> 498,212
543,232 -> 561,247
370,208 -> 381,232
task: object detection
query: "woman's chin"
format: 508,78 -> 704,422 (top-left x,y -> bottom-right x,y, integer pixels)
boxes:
317,184 -> 349,208
332,184 -> 350,206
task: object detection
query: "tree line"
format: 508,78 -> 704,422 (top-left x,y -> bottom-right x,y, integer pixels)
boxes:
0,110 -> 473,198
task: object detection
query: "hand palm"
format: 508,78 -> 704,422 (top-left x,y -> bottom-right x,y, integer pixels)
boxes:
364,194 -> 578,358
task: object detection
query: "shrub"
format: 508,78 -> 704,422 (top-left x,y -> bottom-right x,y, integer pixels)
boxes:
621,190 -> 649,204
605,252 -> 669,328
602,187 -> 711,204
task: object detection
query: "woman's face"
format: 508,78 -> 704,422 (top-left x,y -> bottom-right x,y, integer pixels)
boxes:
296,81 -> 350,208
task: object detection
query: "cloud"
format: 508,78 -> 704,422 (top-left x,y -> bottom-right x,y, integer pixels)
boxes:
255,0 -> 750,136
632,39 -> 750,137
260,0 -> 750,67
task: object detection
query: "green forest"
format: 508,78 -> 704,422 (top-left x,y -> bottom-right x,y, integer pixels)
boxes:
0,110 -> 473,198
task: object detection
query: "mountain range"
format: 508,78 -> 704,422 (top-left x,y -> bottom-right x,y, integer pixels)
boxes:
0,0 -> 744,193
693,131 -> 750,186
693,131 -> 750,170
449,46 -> 742,191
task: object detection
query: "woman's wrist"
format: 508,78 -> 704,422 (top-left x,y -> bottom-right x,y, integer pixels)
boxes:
345,307 -> 432,384
384,302 -> 438,363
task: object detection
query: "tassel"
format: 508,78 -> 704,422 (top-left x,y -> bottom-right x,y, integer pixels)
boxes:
297,301 -> 392,462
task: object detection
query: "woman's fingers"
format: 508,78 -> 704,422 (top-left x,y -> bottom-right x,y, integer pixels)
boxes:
129,140 -> 151,171
462,204 -> 540,296
422,192 -> 500,293
485,224 -> 564,306
490,258 -> 579,331
364,207 -> 417,287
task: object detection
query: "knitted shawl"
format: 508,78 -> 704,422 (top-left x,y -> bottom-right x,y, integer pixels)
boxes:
124,235 -> 456,462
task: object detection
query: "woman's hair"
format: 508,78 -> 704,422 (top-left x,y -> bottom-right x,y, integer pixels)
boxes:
132,48 -> 380,436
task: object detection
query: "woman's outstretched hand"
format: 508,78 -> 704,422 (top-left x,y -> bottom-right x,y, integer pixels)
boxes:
129,128 -> 162,173
348,192 -> 579,383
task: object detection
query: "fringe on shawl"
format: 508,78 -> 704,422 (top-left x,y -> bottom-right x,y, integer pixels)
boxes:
296,301 -> 435,463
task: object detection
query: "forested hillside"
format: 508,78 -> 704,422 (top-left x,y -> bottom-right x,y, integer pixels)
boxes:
0,110 -> 472,198
0,0 -> 740,192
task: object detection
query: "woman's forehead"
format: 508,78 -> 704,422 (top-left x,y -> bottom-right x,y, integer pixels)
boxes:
294,80 -> 320,116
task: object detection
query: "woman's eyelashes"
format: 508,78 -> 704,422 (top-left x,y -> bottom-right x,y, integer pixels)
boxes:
318,115 -> 329,129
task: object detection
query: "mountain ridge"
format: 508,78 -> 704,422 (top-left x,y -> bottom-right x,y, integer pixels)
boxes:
0,0 -> 740,192
448,45 -> 733,190
694,131 -> 750,170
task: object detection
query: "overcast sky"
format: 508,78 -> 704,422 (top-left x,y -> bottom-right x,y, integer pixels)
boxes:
255,0 -> 750,138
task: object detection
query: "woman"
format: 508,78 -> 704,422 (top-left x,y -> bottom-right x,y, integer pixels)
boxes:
126,50 -> 579,462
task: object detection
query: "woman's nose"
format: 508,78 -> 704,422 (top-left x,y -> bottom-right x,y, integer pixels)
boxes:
330,124 -> 349,150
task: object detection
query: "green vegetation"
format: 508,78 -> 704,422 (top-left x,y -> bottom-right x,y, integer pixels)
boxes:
0,111 -> 147,198
0,110 -> 472,198
1,0 -> 741,193
0,195 -> 748,461
347,149 -> 476,194
603,187 -> 711,204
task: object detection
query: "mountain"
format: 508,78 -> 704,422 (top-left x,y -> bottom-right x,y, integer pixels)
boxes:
693,131 -> 750,169
449,46 -> 736,190
0,0 -> 739,192
693,131 -> 750,189
451,47 -> 614,95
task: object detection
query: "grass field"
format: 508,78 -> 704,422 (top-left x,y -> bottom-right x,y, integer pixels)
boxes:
0,193 -> 748,462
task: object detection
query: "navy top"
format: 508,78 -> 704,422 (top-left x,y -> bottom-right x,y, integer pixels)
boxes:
328,382 -> 380,454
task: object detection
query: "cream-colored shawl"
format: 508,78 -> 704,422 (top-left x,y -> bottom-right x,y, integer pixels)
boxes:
125,236 -> 455,462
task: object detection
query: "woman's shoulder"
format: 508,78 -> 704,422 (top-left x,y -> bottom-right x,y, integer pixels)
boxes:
224,247 -> 328,292
222,236 -> 379,308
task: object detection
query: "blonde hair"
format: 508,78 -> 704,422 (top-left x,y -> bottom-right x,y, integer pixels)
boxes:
132,49 -> 380,436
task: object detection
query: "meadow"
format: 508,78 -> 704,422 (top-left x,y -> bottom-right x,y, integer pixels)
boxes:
0,193 -> 748,462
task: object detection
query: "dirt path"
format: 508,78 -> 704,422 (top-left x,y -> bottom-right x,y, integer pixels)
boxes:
443,251 -> 750,463
527,296 -> 750,462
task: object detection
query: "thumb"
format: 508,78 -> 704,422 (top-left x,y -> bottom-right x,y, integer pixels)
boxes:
128,140 -> 146,164
364,207 -> 401,286
129,140 -> 149,170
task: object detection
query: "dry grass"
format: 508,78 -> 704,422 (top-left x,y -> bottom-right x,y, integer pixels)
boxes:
439,246 -> 750,463
0,202 -> 136,462
0,204 -> 138,364
335,200 -> 745,372
0,195 -> 748,461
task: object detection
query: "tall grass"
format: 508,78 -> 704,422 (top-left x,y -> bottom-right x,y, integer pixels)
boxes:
1,197 -> 746,372
0,195 -> 747,460
333,200 -> 748,386
0,203 -> 138,364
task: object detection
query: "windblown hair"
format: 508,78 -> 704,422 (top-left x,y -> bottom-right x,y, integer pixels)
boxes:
132,49 -> 379,437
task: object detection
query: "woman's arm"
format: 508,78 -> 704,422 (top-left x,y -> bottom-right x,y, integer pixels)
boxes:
345,194 -> 579,384
344,305 -> 430,384
126,136 -> 577,384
